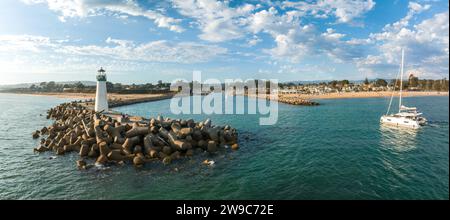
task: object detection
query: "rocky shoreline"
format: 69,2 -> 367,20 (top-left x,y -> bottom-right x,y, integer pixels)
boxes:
32,101 -> 239,170
108,94 -> 175,108
80,93 -> 175,109
277,96 -> 320,106
248,94 -> 320,106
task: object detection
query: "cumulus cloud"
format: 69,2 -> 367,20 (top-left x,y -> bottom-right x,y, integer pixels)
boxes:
21,0 -> 184,32
173,0 -> 375,43
358,3 -> 448,79
173,0 -> 256,42
248,7 -> 367,63
0,35 -> 227,64
0,35 -> 55,52
171,1 -> 374,64
247,7 -> 309,62
0,34 -> 229,83
247,35 -> 262,46
61,38 -> 228,63
266,31 -> 310,62
14,0 -> 448,80
251,1 -> 446,79
380,1 -> 431,34
283,0 -> 376,23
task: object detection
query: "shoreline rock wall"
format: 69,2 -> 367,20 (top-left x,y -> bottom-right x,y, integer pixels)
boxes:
277,96 -> 320,106
32,102 -> 239,169
246,94 -> 320,106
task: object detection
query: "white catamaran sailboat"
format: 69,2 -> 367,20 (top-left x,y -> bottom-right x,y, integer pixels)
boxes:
380,49 -> 427,129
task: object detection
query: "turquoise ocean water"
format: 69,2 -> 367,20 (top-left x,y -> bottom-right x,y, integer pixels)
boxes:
0,93 -> 448,199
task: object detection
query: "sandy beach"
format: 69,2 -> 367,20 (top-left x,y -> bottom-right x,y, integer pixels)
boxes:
279,91 -> 448,100
246,91 -> 448,105
3,91 -> 448,103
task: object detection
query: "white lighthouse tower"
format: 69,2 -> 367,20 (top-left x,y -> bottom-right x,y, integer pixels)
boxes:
95,67 -> 109,112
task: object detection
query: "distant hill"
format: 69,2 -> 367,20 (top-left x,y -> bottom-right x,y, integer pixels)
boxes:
283,79 -> 376,85
0,81 -> 96,90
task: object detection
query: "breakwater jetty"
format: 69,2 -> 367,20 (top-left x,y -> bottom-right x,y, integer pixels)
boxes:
80,93 -> 175,109
277,95 -> 319,106
32,102 -> 239,169
108,94 -> 175,108
247,93 -> 320,106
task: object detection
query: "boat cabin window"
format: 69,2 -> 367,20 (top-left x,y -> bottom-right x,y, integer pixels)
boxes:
404,121 -> 409,123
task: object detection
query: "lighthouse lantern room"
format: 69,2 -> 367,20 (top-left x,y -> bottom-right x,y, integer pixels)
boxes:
95,67 -> 109,112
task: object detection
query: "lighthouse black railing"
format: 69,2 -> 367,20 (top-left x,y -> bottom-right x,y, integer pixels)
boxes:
96,74 -> 107,81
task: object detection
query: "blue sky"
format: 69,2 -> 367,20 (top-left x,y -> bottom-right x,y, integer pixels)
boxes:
0,0 -> 448,84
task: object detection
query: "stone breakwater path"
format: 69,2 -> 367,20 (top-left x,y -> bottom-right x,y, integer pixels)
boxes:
32,101 -> 239,170
276,95 -> 320,106
247,94 -> 320,106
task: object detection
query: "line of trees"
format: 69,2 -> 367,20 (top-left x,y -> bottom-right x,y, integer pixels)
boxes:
105,81 -> 170,93
28,81 -> 89,92
6,77 -> 449,94
389,78 -> 449,91
278,77 -> 449,92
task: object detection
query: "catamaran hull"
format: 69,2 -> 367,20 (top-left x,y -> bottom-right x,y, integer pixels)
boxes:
380,116 -> 421,129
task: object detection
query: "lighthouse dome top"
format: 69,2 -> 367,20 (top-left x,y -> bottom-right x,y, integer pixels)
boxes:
96,67 -> 107,81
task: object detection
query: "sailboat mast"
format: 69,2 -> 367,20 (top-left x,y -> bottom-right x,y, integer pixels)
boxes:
399,48 -> 404,112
